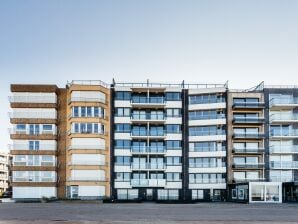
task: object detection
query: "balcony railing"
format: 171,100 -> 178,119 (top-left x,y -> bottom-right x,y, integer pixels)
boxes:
189,179 -> 226,184
270,114 -> 298,122
189,163 -> 226,168
68,177 -> 106,181
233,133 -> 265,139
270,98 -> 298,107
232,117 -> 264,124
131,130 -> 166,137
270,130 -> 298,137
68,160 -> 105,166
233,148 -> 264,154
13,161 -> 56,166
8,144 -> 57,151
9,128 -> 57,135
270,145 -> 298,154
131,114 -> 166,121
68,145 -> 105,150
131,146 -> 166,154
189,114 -> 226,121
270,161 -> 298,169
9,112 -> 57,119
130,179 -> 166,187
131,97 -> 165,104
232,102 -> 265,109
69,97 -> 106,103
233,178 -> 265,183
232,163 -> 264,169
189,130 -> 226,136
9,96 -> 57,104
13,176 -> 56,182
131,163 -> 166,170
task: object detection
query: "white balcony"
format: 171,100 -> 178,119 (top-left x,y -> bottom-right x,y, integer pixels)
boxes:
68,160 -> 105,166
270,145 -> 298,154
9,128 -> 57,135
270,114 -> 298,123
9,111 -> 57,119
270,161 -> 298,169
9,143 -> 57,151
13,176 -> 56,182
68,145 -> 105,150
9,95 -> 57,104
270,98 -> 298,109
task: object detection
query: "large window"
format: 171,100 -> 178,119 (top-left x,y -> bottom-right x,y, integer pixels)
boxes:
189,141 -> 225,152
165,92 -> 181,101
115,156 -> 131,165
115,124 -> 131,133
72,123 -> 104,134
115,91 -> 131,101
189,173 -> 224,184
166,140 -> 181,149
166,156 -> 181,165
166,108 -> 181,117
189,126 -> 225,136
189,94 -> 224,104
115,108 -> 130,117
166,124 -> 181,134
166,173 -> 181,181
72,106 -> 104,118
189,110 -> 224,120
114,140 -> 131,149
189,157 -> 224,168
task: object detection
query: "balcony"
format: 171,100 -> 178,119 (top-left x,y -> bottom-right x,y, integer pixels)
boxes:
9,112 -> 57,120
13,161 -> 56,166
130,179 -> 166,187
69,97 -> 106,104
131,163 -> 166,170
270,98 -> 298,109
233,178 -> 265,183
13,176 -> 56,182
270,130 -> 298,139
131,114 -> 166,122
232,102 -> 265,109
232,117 -> 264,124
270,145 -> 298,154
232,148 -> 264,154
68,145 -> 106,150
8,143 -> 57,151
270,114 -> 298,123
9,95 -> 57,104
232,163 -> 264,169
270,161 -> 298,169
131,130 -> 166,138
131,146 -> 166,154
9,128 -> 57,136
233,132 -> 265,139
68,177 -> 106,182
190,179 -> 226,184
189,114 -> 226,121
131,97 -> 166,107
270,177 -> 294,182
68,160 -> 105,166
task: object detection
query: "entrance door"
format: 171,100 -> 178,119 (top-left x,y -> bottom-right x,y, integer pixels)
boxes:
213,190 -> 222,201
70,186 -> 79,199
146,189 -> 153,200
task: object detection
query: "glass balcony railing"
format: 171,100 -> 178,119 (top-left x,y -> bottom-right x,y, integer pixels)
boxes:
270,130 -> 298,137
189,162 -> 226,168
189,130 -> 226,136
270,161 -> 298,169
270,98 -> 298,107
233,117 -> 264,124
233,132 -> 265,139
130,179 -> 166,187
270,114 -> 298,122
13,176 -> 56,182
189,114 -> 225,121
233,148 -> 264,153
131,114 -> 165,120
131,130 -> 166,136
131,163 -> 166,170
270,177 -> 294,182
233,178 -> 265,183
270,145 -> 298,153
131,146 -> 166,153
189,179 -> 226,184
131,97 -> 165,104
232,102 -> 265,109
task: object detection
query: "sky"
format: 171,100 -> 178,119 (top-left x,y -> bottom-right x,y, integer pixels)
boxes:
0,0 -> 298,152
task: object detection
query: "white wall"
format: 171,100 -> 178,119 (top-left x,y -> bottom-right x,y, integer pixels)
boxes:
78,186 -> 105,197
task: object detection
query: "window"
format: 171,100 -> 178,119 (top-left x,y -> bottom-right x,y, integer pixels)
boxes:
115,124 -> 131,133
166,124 -> 181,134
189,141 -> 220,152
81,107 -> 86,117
189,110 -> 223,120
73,107 -> 79,117
87,107 -> 92,117
16,124 -> 26,130
189,94 -> 224,104
115,108 -> 130,117
114,140 -> 131,149
166,157 -> 181,165
166,108 -> 181,117
116,172 -> 130,181
29,141 -> 39,150
189,126 -> 224,136
42,125 -> 52,131
165,92 -> 181,101
166,173 -> 180,181
192,190 -> 204,200
115,91 -> 131,101
166,140 -> 181,149
189,157 -> 224,168
115,156 -> 131,165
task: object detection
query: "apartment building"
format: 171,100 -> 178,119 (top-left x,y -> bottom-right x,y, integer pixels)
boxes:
8,80 -> 298,203
0,152 -> 10,196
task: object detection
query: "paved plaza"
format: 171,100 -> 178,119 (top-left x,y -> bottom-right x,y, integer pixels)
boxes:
0,202 -> 298,224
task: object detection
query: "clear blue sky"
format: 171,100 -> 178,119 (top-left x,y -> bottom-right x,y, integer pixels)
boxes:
1,0 -> 298,152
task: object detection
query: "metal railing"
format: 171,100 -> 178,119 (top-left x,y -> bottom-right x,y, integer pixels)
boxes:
9,95 -> 57,103
233,148 -> 264,153
270,98 -> 298,106
189,114 -> 226,120
189,130 -> 226,136
233,132 -> 265,138
131,114 -> 165,120
270,130 -> 298,137
131,97 -> 165,104
189,162 -> 226,168
189,179 -> 226,184
67,80 -> 109,88
233,117 -> 264,123
68,177 -> 107,181
232,163 -> 264,169
232,102 -> 265,108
